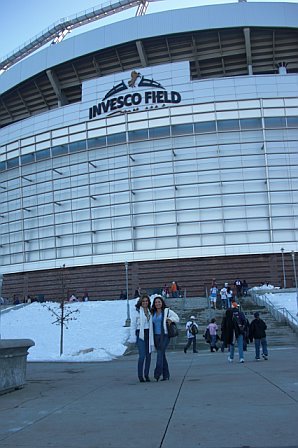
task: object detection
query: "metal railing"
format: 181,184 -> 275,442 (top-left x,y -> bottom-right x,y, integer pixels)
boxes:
0,0 -> 161,72
250,290 -> 298,333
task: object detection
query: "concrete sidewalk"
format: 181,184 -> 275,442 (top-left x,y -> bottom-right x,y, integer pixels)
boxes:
0,346 -> 298,448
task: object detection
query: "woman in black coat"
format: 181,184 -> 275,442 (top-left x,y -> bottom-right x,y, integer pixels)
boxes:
221,307 -> 247,363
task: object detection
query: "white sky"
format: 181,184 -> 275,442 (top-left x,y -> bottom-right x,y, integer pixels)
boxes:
0,0 -> 296,59
1,289 -> 297,362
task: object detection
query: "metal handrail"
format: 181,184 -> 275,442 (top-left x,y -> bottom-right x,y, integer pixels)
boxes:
250,290 -> 298,332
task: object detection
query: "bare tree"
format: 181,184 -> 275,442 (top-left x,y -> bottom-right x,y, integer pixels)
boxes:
43,264 -> 79,355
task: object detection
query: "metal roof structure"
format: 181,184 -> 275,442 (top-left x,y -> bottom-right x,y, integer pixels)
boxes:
0,0 -> 156,72
0,2 -> 298,129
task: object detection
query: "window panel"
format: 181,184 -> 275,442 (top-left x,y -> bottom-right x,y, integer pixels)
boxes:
172,123 -> 193,136
128,129 -> 149,142
264,117 -> 286,128
287,116 -> 298,128
52,144 -> 68,157
155,236 -> 177,249
194,121 -> 216,133
217,119 -> 240,131
149,126 -> 170,139
240,118 -> 262,130
106,132 -> 126,146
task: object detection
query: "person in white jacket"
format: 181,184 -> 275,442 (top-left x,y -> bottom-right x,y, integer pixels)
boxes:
134,294 -> 155,382
151,295 -> 179,381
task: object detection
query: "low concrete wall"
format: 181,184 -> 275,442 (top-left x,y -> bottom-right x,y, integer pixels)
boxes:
0,339 -> 35,394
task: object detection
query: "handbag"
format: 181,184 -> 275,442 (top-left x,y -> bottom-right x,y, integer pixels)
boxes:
166,309 -> 179,338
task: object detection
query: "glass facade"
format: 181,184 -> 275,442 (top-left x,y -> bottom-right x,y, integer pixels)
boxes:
1,94 -> 298,271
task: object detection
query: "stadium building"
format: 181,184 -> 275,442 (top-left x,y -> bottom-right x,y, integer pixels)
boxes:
0,1 -> 298,300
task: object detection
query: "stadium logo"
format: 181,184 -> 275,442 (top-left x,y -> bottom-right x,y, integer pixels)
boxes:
89,71 -> 182,119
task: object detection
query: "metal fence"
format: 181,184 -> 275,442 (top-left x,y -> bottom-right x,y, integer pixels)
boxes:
250,290 -> 298,333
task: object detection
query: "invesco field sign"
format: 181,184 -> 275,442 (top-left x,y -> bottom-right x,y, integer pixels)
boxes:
89,71 -> 182,119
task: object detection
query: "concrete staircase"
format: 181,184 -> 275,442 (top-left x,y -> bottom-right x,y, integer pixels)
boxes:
125,294 -> 298,355
168,295 -> 298,352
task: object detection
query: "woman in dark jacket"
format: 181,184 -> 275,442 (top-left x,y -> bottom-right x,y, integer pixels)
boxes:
221,307 -> 247,363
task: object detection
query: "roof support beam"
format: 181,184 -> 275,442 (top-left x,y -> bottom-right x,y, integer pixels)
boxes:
191,34 -> 201,78
92,57 -> 102,76
46,69 -> 68,107
136,40 -> 148,67
243,27 -> 253,75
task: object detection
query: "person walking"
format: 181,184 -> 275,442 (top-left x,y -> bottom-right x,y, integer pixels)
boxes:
151,295 -> 179,381
249,312 -> 268,361
221,305 -> 247,363
206,318 -> 219,352
226,286 -> 233,308
220,283 -> 229,309
209,285 -> 218,309
134,294 -> 155,382
184,315 -> 199,353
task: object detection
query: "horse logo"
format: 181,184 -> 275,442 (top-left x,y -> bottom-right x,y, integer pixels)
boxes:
128,70 -> 140,87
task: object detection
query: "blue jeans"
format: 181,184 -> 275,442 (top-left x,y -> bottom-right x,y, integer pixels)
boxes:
229,334 -> 244,360
136,330 -> 151,379
184,336 -> 197,352
255,338 -> 268,358
154,334 -> 170,380
210,334 -> 217,348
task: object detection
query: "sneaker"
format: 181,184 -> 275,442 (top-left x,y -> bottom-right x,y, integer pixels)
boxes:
239,358 -> 244,363
228,357 -> 233,363
262,354 -> 268,360
183,348 -> 187,354
255,358 -> 261,361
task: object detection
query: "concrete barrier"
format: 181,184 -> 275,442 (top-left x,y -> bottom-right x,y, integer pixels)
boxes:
0,339 -> 35,394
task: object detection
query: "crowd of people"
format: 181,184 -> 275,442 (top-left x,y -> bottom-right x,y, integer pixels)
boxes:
132,280 -> 269,382
209,278 -> 249,310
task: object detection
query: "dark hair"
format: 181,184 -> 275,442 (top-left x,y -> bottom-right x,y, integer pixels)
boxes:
151,295 -> 167,314
211,318 -> 216,323
135,294 -> 151,311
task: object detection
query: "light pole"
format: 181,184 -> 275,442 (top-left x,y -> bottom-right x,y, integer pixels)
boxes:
291,251 -> 298,316
124,261 -> 131,327
281,248 -> 286,289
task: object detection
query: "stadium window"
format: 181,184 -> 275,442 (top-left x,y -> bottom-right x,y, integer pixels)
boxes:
69,140 -> 87,153
21,153 -> 35,165
128,129 -> 149,142
171,123 -> 193,136
286,116 -> 298,128
217,119 -> 240,131
240,118 -> 262,130
149,126 -> 170,139
52,144 -> 69,157
194,121 -> 216,133
264,117 -> 286,128
88,136 -> 106,149
7,157 -> 19,169
106,132 -> 126,146
36,149 -> 51,161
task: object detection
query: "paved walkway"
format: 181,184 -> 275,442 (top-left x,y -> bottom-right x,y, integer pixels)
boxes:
0,345 -> 298,448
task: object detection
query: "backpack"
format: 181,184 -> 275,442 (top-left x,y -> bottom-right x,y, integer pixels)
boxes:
190,323 -> 198,335
232,311 -> 246,334
203,327 -> 211,343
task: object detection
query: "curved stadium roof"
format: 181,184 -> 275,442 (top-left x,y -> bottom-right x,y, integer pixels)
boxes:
0,1 -> 298,129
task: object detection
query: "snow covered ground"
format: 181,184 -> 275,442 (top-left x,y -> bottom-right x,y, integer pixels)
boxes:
0,299 -> 137,362
0,288 -> 297,362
